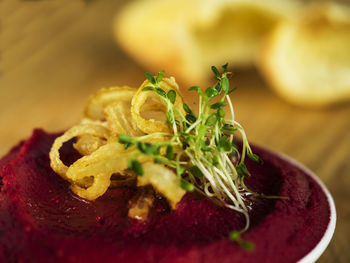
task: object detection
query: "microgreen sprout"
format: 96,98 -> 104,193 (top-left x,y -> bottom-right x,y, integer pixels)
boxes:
229,231 -> 255,251
127,159 -> 144,176
118,65 -> 265,242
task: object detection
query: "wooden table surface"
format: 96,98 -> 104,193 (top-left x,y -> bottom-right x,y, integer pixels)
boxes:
1,1 -> 349,262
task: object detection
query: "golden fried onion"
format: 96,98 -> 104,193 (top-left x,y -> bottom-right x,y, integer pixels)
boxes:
131,77 -> 185,134
84,86 -> 136,120
67,142 -> 148,200
50,124 -> 110,180
137,163 -> 185,209
128,187 -> 155,221
50,79 -> 186,209
104,102 -> 143,137
74,134 -> 107,156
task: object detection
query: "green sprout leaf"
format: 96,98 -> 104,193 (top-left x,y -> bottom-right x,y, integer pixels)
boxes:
185,113 -> 196,124
228,87 -> 237,94
197,125 -> 206,138
155,87 -> 166,97
229,231 -> 240,241
166,111 -> 174,125
222,125 -> 237,134
118,134 -> 132,144
147,144 -> 160,155
183,103 -> 192,113
200,140 -> 213,152
229,231 -> 255,251
205,114 -> 217,126
214,83 -> 221,93
142,86 -> 154,92
189,166 -> 204,178
154,157 -> 162,164
177,166 -> 186,176
167,90 -> 176,104
124,142 -> 133,150
222,63 -> 228,73
145,72 -> 156,84
205,87 -> 219,100
237,163 -> 250,178
188,86 -> 203,96
180,179 -> 194,192
135,142 -> 159,155
166,145 -> 174,160
211,101 -> 226,109
247,152 -> 263,164
212,155 -> 219,166
136,142 -> 147,153
156,70 -> 165,83
241,241 -> 255,251
211,65 -> 220,79
218,136 -> 232,152
128,159 -> 144,176
217,109 -> 225,118
221,76 -> 229,93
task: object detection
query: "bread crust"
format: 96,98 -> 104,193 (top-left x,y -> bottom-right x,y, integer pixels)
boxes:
114,0 -> 299,85
259,3 -> 350,106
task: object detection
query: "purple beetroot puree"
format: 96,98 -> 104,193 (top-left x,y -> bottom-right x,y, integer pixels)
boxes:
0,130 -> 330,263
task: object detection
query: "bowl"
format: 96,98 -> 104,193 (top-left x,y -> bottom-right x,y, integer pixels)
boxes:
275,151 -> 336,263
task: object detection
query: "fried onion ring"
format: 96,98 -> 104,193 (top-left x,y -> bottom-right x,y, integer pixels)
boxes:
74,134 -> 107,156
104,102 -> 144,137
50,124 -> 110,180
84,86 -> 136,120
66,142 -> 151,200
131,77 -> 185,134
137,162 -> 185,209
50,75 -> 186,210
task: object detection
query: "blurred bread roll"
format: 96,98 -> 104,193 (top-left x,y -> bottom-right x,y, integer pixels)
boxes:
114,0 -> 299,85
259,3 -> 350,106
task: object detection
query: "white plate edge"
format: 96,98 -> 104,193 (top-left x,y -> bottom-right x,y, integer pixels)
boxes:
263,149 -> 337,263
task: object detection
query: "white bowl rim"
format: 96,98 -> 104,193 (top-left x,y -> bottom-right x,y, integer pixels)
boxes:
266,149 -> 337,263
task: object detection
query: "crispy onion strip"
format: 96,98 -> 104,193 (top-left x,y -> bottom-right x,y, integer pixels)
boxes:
66,142 -> 151,200
71,174 -> 111,200
128,187 -> 154,221
104,102 -> 144,137
74,134 -> 107,156
137,162 -> 186,209
50,77 -> 187,207
49,124 -> 110,180
84,86 -> 136,120
131,77 -> 185,134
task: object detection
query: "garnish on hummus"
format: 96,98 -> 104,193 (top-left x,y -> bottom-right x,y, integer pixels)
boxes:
50,65 -> 265,236
0,103 -> 333,262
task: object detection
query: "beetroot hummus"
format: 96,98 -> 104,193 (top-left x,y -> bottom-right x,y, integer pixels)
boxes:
0,129 -> 330,263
